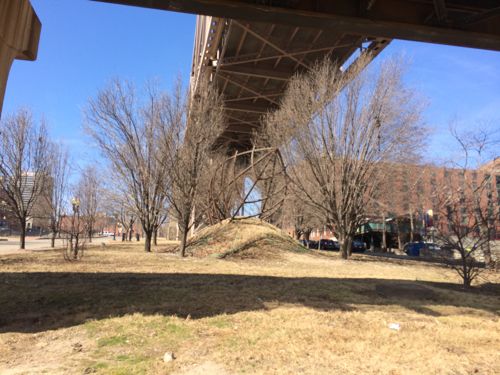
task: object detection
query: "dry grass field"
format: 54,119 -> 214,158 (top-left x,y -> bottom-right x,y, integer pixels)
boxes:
0,221 -> 499,374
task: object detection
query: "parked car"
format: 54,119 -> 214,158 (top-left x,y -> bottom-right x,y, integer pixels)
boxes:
307,240 -> 318,249
351,240 -> 366,253
319,239 -> 339,251
403,242 -> 441,257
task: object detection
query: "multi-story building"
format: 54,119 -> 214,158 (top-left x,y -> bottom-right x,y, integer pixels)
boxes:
386,157 -> 500,239
0,172 -> 52,235
304,157 -> 500,246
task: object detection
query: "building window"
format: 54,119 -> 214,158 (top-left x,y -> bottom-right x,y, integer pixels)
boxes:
486,174 -> 492,190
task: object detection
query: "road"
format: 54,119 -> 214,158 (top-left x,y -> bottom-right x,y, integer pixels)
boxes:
0,236 -> 117,255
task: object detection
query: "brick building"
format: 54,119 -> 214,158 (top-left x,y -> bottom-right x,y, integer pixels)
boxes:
305,157 -> 500,245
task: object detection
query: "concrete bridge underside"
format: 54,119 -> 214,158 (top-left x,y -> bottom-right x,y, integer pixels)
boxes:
1,0 -> 500,151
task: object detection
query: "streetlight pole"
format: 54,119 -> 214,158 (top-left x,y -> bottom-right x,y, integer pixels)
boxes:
113,214 -> 117,241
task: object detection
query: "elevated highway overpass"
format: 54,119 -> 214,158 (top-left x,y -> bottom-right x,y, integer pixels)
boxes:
2,0 -> 500,150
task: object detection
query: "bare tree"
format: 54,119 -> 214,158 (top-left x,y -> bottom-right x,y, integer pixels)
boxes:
160,77 -> 225,256
0,109 -> 51,249
99,182 -> 135,241
373,162 -> 428,250
46,144 -> 70,247
60,197 -> 87,261
76,165 -> 101,243
200,146 -> 287,226
263,56 -> 426,259
198,150 -> 243,224
85,80 -> 169,252
281,185 -> 322,240
433,127 -> 499,287
118,202 -> 137,242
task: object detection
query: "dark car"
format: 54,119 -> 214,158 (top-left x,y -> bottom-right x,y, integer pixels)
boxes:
319,239 -> 339,251
351,240 -> 366,253
403,242 -> 441,257
307,240 -> 318,249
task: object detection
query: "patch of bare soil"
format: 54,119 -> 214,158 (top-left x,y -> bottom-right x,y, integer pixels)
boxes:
175,361 -> 230,375
0,327 -> 95,375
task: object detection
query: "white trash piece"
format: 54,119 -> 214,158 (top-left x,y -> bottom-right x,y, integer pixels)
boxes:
388,323 -> 401,331
163,352 -> 175,362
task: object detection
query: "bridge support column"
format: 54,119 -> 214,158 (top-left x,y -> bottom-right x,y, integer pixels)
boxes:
0,42 -> 16,116
0,0 -> 41,117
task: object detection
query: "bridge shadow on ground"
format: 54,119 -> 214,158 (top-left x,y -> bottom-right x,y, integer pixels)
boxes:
0,272 -> 498,333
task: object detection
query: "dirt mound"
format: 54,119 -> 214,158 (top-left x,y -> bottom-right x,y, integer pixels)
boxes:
186,218 -> 305,259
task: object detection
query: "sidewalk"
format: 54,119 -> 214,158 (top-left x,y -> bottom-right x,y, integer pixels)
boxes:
0,236 -> 115,255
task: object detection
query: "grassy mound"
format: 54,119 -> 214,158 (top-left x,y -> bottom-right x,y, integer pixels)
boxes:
186,217 -> 305,259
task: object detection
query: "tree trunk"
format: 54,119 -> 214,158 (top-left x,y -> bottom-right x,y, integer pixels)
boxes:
340,233 -> 351,259
409,209 -> 414,242
51,231 -> 56,248
144,230 -> 153,252
153,229 -> 158,246
459,251 -> 472,288
341,240 -> 349,259
180,227 -> 189,257
382,213 -> 387,252
463,275 -> 471,288
88,228 -> 93,243
20,221 -> 26,250
462,263 -> 471,288
348,237 -> 353,257
396,219 -> 402,250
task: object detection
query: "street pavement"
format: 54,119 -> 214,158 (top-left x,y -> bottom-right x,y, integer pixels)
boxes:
0,236 -> 116,255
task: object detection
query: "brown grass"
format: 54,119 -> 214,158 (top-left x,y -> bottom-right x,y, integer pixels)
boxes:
0,237 -> 499,374
181,217 -> 306,259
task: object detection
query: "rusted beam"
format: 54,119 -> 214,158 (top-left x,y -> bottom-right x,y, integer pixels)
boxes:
232,21 -> 310,69
225,102 -> 272,114
433,0 -> 448,24
219,64 -> 290,81
221,44 -> 353,66
224,93 -> 282,102
0,0 -> 41,117
219,74 -> 279,105
93,0 -> 500,51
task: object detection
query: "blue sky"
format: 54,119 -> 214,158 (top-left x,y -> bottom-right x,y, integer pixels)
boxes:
3,0 -> 500,165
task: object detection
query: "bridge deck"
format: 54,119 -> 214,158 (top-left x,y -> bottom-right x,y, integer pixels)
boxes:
193,17 -> 389,150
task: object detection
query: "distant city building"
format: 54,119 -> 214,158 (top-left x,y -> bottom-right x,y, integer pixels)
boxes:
0,172 -> 52,235
304,157 -> 500,245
